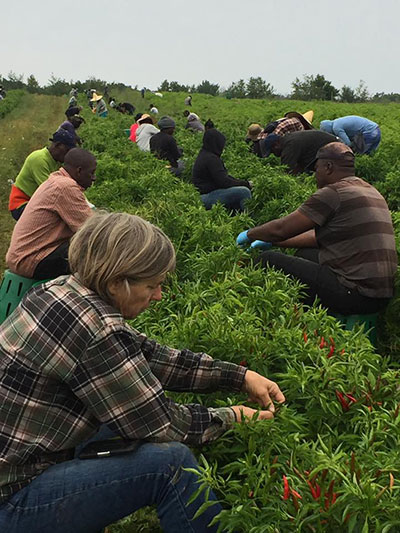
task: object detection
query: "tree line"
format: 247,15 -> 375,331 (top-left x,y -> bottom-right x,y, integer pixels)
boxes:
1,71 -> 399,103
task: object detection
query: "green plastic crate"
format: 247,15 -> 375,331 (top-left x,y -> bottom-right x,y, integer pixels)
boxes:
333,312 -> 379,345
0,270 -> 47,324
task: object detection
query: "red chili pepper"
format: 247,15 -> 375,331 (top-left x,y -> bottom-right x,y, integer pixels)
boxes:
327,345 -> 335,358
306,480 -> 319,500
345,393 -> 357,404
303,332 -> 308,343
315,483 -> 321,498
290,488 -> 302,499
340,348 -> 345,355
248,490 -> 254,498
335,390 -> 350,412
239,359 -> 248,367
290,489 -> 301,511
283,475 -> 290,500
331,493 -> 337,505
319,337 -> 325,349
350,452 -> 356,474
329,336 -> 335,347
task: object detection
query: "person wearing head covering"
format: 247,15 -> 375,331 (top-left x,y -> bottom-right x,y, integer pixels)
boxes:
320,115 -> 381,155
135,114 -> 160,151
8,129 -> 77,220
262,129 -> 339,175
91,93 -> 108,117
6,148 -> 96,280
149,104 -> 159,114
58,112 -> 85,146
184,95 -> 192,106
236,142 -> 397,315
150,116 -> 184,176
247,111 -> 314,158
192,128 -> 252,212
183,110 -> 205,132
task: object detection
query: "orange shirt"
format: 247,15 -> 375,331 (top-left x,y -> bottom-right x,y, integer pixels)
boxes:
6,168 -> 91,278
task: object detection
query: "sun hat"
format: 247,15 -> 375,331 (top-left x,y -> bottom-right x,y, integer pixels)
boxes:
90,93 -> 103,102
137,113 -> 152,124
50,129 -> 77,148
284,110 -> 314,130
247,123 -> 263,141
158,116 -> 176,129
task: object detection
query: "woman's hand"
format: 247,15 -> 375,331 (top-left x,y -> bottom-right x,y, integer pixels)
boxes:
231,405 -> 274,421
242,370 -> 285,413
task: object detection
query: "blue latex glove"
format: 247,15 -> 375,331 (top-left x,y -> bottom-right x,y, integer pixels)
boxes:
236,230 -> 250,247
250,240 -> 272,251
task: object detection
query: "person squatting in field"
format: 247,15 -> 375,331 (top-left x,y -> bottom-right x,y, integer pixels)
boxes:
135,114 -> 160,151
6,148 -> 96,281
150,116 -> 185,177
320,115 -> 381,155
8,128 -> 77,221
246,110 -> 314,157
57,109 -> 85,146
0,211 -> 285,533
261,129 -> 340,175
183,110 -> 205,132
237,142 -> 397,315
91,93 -> 108,117
191,127 -> 252,212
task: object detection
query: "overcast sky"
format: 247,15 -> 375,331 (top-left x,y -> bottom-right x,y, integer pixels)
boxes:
2,0 -> 399,95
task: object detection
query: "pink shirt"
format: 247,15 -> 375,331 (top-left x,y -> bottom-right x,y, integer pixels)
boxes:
129,123 -> 139,142
6,168 -> 91,278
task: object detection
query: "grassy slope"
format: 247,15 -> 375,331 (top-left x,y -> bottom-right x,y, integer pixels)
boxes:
0,93 -> 66,273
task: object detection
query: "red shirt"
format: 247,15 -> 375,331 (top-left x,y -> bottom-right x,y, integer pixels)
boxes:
129,123 -> 139,143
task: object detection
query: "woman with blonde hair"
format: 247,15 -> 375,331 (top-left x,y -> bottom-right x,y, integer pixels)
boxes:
0,211 -> 284,533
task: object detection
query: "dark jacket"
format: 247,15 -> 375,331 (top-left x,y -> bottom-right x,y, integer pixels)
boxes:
192,129 -> 250,194
280,130 -> 338,174
150,132 -> 182,167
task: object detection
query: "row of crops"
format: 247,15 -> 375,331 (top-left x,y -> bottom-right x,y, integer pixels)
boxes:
80,92 -> 400,532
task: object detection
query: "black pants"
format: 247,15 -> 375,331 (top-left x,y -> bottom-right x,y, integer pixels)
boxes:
256,248 -> 390,315
10,204 -> 27,221
33,241 -> 70,280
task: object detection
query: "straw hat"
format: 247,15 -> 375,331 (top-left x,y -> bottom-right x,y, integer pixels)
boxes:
284,110 -> 314,130
90,93 -> 103,102
247,123 -> 263,141
137,113 -> 151,124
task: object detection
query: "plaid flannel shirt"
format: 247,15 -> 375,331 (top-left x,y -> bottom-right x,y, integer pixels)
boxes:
258,117 -> 304,140
0,275 -> 245,504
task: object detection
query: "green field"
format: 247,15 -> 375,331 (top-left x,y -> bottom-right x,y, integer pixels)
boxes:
1,90 -> 400,532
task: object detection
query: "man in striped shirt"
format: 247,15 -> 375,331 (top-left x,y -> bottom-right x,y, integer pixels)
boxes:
237,142 -> 397,315
6,148 -> 95,280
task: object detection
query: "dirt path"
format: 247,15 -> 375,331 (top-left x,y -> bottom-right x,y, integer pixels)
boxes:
0,93 -> 66,273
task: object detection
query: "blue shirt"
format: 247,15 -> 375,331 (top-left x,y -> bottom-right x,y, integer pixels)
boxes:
320,116 -> 379,146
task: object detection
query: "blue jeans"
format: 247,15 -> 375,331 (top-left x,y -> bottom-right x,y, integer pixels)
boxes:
201,186 -> 251,212
0,437 -> 221,533
363,126 -> 381,154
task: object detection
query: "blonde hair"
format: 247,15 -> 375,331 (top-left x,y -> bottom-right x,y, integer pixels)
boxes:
69,211 -> 176,304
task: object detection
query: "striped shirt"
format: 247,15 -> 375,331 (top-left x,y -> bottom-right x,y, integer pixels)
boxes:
298,177 -> 397,298
6,168 -> 91,278
0,275 -> 243,504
